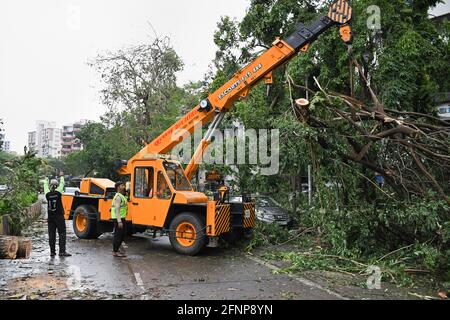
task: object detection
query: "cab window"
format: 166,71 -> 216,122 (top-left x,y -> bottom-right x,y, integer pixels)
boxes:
134,167 -> 154,198
163,162 -> 192,191
157,171 -> 172,200
89,183 -> 104,195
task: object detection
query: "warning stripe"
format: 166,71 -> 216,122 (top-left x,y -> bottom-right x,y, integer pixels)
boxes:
242,202 -> 256,229
328,0 -> 351,24
215,204 -> 230,234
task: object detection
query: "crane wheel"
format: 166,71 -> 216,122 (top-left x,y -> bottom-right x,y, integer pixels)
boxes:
169,213 -> 206,256
73,205 -> 100,239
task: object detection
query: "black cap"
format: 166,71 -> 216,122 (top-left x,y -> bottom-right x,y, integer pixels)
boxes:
115,181 -> 125,190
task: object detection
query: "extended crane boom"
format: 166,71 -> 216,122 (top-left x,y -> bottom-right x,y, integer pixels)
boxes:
118,0 -> 352,178
63,1 -> 353,256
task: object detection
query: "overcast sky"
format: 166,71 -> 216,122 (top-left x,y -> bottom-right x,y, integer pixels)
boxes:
1,0 -> 449,154
0,0 -> 249,154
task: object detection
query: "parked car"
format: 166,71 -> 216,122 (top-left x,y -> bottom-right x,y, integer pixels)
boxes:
0,184 -> 8,193
254,195 -> 292,227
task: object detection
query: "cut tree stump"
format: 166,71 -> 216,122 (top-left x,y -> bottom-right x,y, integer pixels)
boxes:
0,236 -> 19,259
16,237 -> 32,259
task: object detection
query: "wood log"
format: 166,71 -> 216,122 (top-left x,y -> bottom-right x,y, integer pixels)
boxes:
0,235 -> 19,259
16,237 -> 32,259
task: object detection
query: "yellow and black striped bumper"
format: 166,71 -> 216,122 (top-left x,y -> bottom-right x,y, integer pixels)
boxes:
214,204 -> 231,235
242,202 -> 256,229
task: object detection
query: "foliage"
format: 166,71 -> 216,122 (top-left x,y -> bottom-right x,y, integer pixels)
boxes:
88,37 -> 184,144
66,122 -> 140,180
208,0 -> 450,286
63,39 -> 203,180
40,157 -> 67,178
0,151 -> 43,235
246,221 -> 291,251
0,118 -> 3,150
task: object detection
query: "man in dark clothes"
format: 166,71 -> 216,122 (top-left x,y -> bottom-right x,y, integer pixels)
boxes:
44,174 -> 71,257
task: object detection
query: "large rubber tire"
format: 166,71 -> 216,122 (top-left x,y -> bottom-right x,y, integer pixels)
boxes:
73,205 -> 100,239
169,213 -> 207,256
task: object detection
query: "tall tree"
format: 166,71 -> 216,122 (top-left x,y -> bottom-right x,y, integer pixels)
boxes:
0,118 -> 4,151
210,0 -> 450,201
88,36 -> 184,144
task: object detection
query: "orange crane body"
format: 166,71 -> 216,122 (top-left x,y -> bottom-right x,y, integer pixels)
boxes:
62,1 -> 353,255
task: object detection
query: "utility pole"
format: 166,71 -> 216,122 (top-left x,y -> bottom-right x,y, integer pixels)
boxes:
308,165 -> 313,206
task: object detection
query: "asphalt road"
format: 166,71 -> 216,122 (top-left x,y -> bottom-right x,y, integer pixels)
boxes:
0,217 -> 344,300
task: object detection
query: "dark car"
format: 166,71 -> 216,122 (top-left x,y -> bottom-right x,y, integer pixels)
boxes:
255,195 -> 292,227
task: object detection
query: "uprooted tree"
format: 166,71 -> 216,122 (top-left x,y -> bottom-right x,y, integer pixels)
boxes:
290,59 -> 450,206
207,0 -> 450,273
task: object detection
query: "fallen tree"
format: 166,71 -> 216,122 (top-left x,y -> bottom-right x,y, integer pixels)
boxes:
288,57 -> 450,206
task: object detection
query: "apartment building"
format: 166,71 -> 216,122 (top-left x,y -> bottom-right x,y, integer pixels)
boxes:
0,131 -> 10,152
28,121 -> 62,158
61,120 -> 87,156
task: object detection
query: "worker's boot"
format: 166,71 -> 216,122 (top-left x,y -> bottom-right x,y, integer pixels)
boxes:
113,251 -> 126,258
59,252 -> 72,257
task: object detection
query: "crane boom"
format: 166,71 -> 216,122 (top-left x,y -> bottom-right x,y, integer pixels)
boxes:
118,0 -> 352,176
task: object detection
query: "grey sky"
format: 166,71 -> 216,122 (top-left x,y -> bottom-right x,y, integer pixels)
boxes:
430,1 -> 450,16
0,0 -> 249,154
1,0 -> 449,154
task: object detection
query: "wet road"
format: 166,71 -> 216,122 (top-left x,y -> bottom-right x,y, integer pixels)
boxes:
0,216 -> 343,300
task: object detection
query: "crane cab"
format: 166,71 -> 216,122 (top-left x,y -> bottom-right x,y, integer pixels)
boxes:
62,155 -> 256,255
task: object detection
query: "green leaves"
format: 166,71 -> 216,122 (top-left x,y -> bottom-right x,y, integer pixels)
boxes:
63,122 -> 140,180
0,151 -> 41,234
89,37 -> 184,143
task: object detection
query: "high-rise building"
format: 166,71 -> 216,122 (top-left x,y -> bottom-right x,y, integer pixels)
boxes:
0,131 -> 5,151
61,120 -> 87,156
0,129 -> 11,153
28,121 -> 62,158
3,141 -> 10,152
28,131 -> 37,153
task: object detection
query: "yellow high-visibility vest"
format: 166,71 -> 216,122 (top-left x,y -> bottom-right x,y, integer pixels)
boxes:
111,192 -> 128,219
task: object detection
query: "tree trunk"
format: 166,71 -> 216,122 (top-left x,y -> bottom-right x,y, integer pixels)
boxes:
0,236 -> 19,259
16,237 -> 32,259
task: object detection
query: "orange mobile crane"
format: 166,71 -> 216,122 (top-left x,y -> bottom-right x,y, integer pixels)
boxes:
62,1 -> 353,255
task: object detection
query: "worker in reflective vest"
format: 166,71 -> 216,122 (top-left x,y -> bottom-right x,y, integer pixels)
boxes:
111,181 -> 128,257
